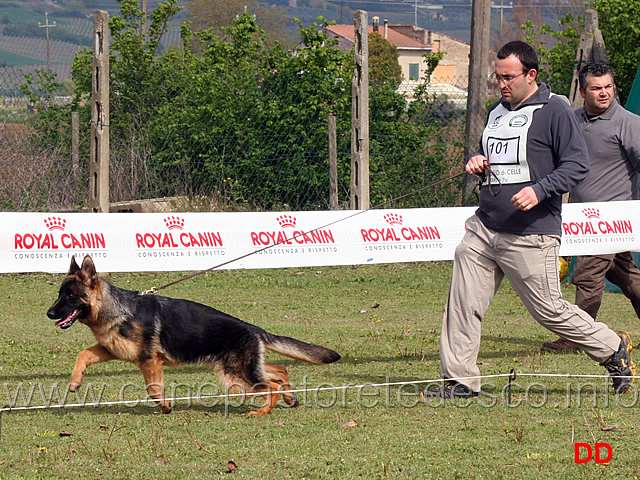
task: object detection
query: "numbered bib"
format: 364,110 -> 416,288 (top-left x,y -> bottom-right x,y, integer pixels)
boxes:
481,103 -> 544,185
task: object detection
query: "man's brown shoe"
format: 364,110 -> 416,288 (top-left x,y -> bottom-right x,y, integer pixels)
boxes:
541,337 -> 580,353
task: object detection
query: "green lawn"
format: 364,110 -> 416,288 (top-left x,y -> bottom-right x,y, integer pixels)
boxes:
0,262 -> 638,478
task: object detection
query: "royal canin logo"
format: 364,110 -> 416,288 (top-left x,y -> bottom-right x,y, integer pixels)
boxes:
361,212 -> 441,243
164,216 -> 185,230
383,213 -> 403,226
14,217 -> 105,250
251,215 -> 334,246
582,208 -> 600,219
136,217 -> 223,249
44,217 -> 67,231
276,215 -> 296,228
562,208 -> 633,236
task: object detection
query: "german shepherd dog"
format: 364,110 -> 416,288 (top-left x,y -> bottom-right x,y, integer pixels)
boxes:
47,255 -> 340,416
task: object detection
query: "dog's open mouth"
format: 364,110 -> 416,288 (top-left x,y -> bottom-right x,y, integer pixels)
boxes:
55,310 -> 80,329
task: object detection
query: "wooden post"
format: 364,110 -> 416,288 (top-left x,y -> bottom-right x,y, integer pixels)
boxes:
71,110 -> 79,187
569,9 -> 610,109
141,0 -> 147,36
351,10 -> 369,211
88,11 -> 110,213
328,115 -> 338,210
461,0 -> 491,205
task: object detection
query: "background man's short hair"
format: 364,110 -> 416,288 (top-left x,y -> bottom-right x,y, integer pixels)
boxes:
579,63 -> 615,90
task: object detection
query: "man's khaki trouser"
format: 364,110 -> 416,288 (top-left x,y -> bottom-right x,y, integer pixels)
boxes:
440,215 -> 620,392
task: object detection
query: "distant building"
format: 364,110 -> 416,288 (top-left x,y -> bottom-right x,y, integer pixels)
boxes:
325,19 -> 471,104
389,25 -> 471,89
326,20 -> 432,84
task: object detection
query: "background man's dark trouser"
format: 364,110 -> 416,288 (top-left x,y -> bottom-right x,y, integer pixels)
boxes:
572,252 -> 640,320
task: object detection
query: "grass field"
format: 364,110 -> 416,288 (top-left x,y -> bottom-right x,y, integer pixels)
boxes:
1,262 -> 639,479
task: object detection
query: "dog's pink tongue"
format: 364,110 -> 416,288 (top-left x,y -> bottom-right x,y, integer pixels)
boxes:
55,310 -> 78,328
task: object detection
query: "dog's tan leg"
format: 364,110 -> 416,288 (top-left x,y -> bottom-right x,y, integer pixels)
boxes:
264,363 -> 298,407
139,356 -> 172,414
247,380 -> 281,417
70,344 -> 116,392
246,362 -> 301,416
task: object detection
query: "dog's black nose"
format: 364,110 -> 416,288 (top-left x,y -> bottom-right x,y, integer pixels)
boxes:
47,308 -> 57,319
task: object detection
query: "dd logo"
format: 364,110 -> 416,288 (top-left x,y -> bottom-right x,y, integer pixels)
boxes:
574,443 -> 612,464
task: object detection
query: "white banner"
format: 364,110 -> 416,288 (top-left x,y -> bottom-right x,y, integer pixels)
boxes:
2,200 -> 640,273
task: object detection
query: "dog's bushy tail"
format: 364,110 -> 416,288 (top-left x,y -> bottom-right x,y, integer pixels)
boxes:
261,333 -> 340,364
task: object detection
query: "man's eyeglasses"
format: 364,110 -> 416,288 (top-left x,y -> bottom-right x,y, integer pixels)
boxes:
491,72 -> 526,84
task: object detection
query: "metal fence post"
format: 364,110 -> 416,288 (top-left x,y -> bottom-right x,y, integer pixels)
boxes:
88,10 -> 110,213
351,10 -> 370,211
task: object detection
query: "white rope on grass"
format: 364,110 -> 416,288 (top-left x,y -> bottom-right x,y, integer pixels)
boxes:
1,371 -> 636,413
1,370 -> 637,439
0,373 -> 512,414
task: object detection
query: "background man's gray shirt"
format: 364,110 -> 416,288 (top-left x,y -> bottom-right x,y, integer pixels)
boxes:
572,99 -> 640,203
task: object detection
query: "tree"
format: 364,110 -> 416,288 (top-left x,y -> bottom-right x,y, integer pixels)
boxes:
185,0 -> 296,49
22,0 -> 468,211
368,32 -> 402,88
522,14 -> 581,97
591,0 -> 640,104
523,2 -> 640,104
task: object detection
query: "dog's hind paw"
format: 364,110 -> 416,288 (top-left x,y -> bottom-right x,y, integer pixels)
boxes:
283,394 -> 299,408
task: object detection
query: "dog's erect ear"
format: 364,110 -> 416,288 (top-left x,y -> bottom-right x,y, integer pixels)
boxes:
68,255 -> 81,275
78,255 -> 98,286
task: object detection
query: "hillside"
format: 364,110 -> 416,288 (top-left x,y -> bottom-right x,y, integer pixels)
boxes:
0,0 -> 486,95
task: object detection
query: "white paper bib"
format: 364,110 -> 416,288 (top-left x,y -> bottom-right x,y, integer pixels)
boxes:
481,101 -> 544,186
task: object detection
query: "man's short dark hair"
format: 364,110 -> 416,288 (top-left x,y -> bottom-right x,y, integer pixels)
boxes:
496,40 -> 539,73
579,63 -> 615,90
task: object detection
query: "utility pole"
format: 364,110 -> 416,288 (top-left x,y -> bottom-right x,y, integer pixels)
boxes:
491,1 -> 512,46
38,12 -> 56,71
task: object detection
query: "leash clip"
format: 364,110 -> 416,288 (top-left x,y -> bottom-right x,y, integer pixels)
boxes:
140,287 -> 158,296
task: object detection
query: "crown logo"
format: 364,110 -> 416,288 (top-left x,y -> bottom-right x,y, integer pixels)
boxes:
276,215 -> 297,228
164,216 -> 185,230
44,217 -> 66,231
582,208 -> 600,220
383,213 -> 403,226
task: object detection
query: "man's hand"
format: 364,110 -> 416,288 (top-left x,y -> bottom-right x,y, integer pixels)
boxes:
511,186 -> 539,211
466,155 -> 488,175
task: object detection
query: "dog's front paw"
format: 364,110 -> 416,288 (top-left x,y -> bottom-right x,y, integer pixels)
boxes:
160,402 -> 172,414
69,382 -> 81,392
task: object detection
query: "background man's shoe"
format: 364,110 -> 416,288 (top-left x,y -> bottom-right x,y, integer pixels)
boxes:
541,337 -> 580,353
422,381 -> 478,399
602,331 -> 636,394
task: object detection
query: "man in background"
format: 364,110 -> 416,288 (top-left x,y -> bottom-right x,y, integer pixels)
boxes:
542,63 -> 640,353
